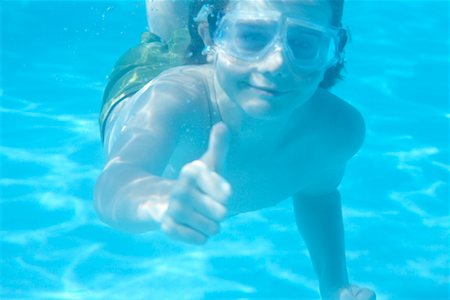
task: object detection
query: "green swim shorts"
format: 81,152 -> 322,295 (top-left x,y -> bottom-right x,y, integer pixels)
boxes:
99,29 -> 190,141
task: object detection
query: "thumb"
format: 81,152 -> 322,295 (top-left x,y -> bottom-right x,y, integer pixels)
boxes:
201,122 -> 231,173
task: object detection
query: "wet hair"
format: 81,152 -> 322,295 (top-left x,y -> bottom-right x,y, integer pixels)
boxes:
185,0 -> 347,90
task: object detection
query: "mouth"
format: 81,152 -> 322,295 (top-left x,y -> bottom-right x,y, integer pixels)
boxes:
246,83 -> 292,97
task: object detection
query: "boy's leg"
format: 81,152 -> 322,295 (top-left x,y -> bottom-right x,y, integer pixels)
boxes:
99,28 -> 190,142
99,0 -> 192,142
145,0 -> 190,42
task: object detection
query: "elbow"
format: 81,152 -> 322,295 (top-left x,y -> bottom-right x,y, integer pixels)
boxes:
93,172 -> 116,228
93,172 -> 160,234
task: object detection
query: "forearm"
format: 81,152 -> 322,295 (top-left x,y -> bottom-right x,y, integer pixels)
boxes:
293,190 -> 349,298
94,161 -> 175,233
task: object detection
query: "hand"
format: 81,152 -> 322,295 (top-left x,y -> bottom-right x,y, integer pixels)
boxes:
338,285 -> 376,300
161,122 -> 232,245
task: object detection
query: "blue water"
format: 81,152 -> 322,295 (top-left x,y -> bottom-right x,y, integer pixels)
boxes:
1,1 -> 449,299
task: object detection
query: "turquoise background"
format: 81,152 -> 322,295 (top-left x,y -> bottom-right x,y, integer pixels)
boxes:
1,1 -> 449,299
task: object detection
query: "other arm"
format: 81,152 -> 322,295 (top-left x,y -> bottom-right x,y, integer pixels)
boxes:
293,102 -> 367,298
293,166 -> 349,299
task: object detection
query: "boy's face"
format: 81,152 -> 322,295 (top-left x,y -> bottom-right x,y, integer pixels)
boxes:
213,0 -> 333,120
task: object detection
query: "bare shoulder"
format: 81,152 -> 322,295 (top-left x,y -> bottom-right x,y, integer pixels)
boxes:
293,89 -> 365,198
314,88 -> 366,163
147,65 -> 211,107
130,65 -> 212,129
105,65 -> 212,172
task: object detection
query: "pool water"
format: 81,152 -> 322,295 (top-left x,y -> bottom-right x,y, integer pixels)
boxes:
1,1 -> 449,299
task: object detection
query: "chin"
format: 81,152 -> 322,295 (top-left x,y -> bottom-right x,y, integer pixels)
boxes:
243,92 -> 312,118
240,99 -> 289,120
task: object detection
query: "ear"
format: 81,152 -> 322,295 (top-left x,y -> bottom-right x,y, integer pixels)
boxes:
197,21 -> 213,47
339,30 -> 348,52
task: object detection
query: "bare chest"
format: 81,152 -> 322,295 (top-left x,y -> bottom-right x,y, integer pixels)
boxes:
223,136 -> 320,214
165,131 -> 321,215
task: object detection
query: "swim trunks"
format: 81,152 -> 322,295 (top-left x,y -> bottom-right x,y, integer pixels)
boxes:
99,28 -> 190,141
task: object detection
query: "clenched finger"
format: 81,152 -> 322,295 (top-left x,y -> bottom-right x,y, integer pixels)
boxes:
191,160 -> 231,203
161,215 -> 208,245
170,207 -> 221,237
185,188 -> 228,222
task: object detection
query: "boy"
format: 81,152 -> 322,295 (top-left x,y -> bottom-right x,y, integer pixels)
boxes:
95,1 -> 376,299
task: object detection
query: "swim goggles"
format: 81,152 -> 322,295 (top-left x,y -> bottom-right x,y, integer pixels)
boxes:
214,11 -> 348,71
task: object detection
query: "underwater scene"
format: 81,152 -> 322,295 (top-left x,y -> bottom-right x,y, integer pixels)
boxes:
1,0 -> 449,299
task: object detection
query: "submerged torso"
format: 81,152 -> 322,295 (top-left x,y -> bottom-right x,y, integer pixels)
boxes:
157,65 -> 358,215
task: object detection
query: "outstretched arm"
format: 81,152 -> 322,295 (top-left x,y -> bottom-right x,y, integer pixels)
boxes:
94,76 -> 191,233
94,74 -> 232,242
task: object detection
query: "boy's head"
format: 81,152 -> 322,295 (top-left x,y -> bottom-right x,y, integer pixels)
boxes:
186,0 -> 347,90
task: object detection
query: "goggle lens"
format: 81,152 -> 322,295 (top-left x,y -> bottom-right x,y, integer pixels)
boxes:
215,14 -> 341,70
233,21 -> 278,53
286,23 -> 336,69
218,19 -> 279,59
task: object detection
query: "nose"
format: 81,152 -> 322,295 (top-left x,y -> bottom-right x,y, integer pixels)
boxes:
257,45 -> 289,76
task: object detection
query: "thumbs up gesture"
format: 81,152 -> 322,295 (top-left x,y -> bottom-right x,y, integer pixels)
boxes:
161,123 -> 232,245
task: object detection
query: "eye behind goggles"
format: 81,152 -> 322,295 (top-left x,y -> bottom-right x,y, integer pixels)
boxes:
214,13 -> 348,71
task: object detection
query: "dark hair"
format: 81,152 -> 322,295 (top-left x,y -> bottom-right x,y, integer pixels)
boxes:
185,0 -> 347,90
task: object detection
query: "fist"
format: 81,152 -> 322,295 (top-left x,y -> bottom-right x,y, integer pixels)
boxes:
161,123 -> 232,245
